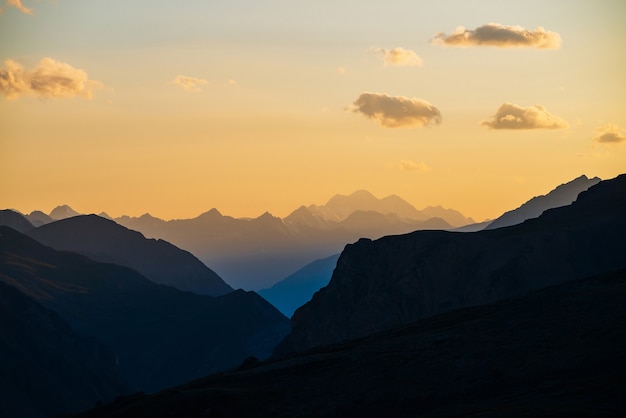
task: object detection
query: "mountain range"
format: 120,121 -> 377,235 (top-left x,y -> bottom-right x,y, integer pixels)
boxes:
0,226 -> 290,396
112,191 -> 471,289
277,174 -> 626,354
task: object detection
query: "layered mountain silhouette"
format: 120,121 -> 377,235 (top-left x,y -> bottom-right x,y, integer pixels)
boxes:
484,174 -> 600,230
0,281 -> 129,418
24,210 -> 53,227
277,174 -> 626,354
68,268 -> 626,417
115,191 -> 467,289
28,214 -> 233,296
0,226 -> 290,393
259,253 -> 340,317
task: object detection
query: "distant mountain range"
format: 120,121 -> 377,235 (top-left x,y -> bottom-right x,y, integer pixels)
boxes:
0,226 -> 290,395
277,174 -> 626,354
114,191 -> 469,289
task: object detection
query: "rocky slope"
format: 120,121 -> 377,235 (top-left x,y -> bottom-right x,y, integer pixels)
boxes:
277,174 -> 626,354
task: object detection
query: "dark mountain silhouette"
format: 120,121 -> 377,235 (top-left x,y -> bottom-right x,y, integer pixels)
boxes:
115,193 -> 462,289
0,281 -> 129,418
24,210 -> 54,227
67,268 -> 626,418
29,215 -> 233,296
0,209 -> 33,233
0,226 -> 290,392
452,219 -> 492,232
49,204 -> 81,220
277,174 -> 626,354
259,254 -> 340,317
485,174 -> 601,230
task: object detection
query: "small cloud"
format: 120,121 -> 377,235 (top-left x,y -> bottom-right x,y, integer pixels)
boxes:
593,124 -> 626,146
399,160 -> 430,172
0,57 -> 102,100
481,103 -> 569,130
6,0 -> 34,15
171,75 -> 208,92
368,47 -> 423,67
432,23 -> 561,49
337,66 -> 346,75
349,92 -> 441,128
226,79 -> 239,88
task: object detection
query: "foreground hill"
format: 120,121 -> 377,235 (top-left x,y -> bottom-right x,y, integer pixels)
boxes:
28,214 -> 233,296
68,268 -> 626,417
485,174 -> 600,230
0,281 -> 129,418
0,226 -> 290,392
277,174 -> 626,354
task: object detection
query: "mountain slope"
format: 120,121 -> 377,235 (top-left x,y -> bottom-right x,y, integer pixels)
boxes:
0,281 -> 129,418
29,215 -> 233,296
25,210 -> 54,227
0,226 -> 290,392
68,268 -> 626,418
485,174 -> 601,230
259,254 -> 340,317
277,174 -> 626,354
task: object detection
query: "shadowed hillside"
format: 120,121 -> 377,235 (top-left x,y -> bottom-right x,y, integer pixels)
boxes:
66,268 -> 626,417
0,281 -> 129,418
0,227 -> 289,393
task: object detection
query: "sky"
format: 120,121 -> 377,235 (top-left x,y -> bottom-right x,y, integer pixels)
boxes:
1,0 -> 625,221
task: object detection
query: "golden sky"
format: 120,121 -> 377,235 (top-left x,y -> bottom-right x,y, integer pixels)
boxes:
1,0 -> 625,221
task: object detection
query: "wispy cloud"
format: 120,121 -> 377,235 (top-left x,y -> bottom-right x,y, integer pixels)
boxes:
0,58 -> 102,100
171,75 -> 209,92
481,103 -> 568,130
6,0 -> 34,15
350,92 -> 441,128
368,47 -> 423,67
432,23 -> 561,49
399,160 -> 430,172
593,124 -> 626,146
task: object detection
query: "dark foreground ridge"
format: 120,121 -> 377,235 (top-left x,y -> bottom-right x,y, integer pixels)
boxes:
66,268 -> 626,417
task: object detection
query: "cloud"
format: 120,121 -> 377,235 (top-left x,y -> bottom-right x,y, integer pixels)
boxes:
350,92 -> 441,128
481,103 -> 569,130
369,47 -> 423,67
171,75 -> 209,92
399,160 -> 430,172
0,58 -> 102,100
337,66 -> 346,75
593,124 -> 626,146
432,23 -> 561,49
7,0 -> 34,15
